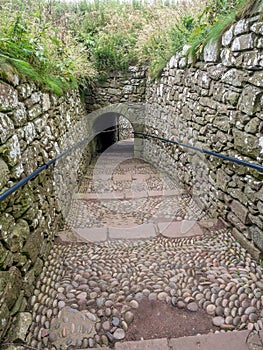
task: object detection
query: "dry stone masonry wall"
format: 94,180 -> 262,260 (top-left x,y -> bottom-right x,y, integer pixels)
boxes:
0,7 -> 263,345
144,9 -> 263,258
0,65 -> 147,344
86,66 -> 147,113
0,70 -> 88,341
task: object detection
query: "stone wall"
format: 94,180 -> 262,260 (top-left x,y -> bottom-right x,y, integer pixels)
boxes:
118,116 -> 134,140
86,66 -> 147,113
85,66 -> 147,152
0,70 -> 89,341
144,9 -> 263,258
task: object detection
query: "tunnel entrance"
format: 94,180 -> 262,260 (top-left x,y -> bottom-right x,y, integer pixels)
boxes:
94,126 -> 117,153
93,113 -> 118,153
92,113 -> 134,154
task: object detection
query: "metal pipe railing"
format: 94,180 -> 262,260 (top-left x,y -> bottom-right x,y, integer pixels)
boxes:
134,132 -> 263,173
0,135 -> 92,203
1,129 -> 262,203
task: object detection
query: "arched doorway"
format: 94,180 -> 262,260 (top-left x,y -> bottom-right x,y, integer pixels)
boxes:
87,103 -> 145,158
92,112 -> 119,153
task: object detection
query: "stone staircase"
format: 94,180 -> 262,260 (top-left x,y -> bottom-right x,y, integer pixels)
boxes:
8,140 -> 263,350
62,139 -> 212,243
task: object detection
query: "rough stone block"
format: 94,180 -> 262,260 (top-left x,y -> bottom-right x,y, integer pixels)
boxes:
25,91 -> 42,108
0,113 -> 15,144
236,51 -> 263,69
244,117 -> 260,133
232,33 -> 255,51
0,63 -> 19,86
220,48 -> 236,66
221,69 -> 248,87
0,82 -> 18,111
0,158 -> 10,190
250,225 -> 263,252
0,213 -> 15,240
17,83 -> 35,100
213,115 -> 230,132
230,200 -> 249,224
232,228 -> 261,259
6,219 -> 30,253
0,302 -> 10,339
216,169 -> 231,191
227,212 -> 247,233
223,90 -> 240,106
257,201 -> 263,215
0,241 -> 9,267
204,39 -> 221,62
248,71 -> 263,88
23,269 -> 36,297
10,291 -> 25,316
251,21 -> 263,35
32,257 -> 44,276
248,213 -> 263,229
238,85 -> 262,115
23,122 -> 36,144
10,102 -> 27,127
0,267 -> 22,309
11,312 -> 32,342
222,26 -> 234,46
234,19 -> 250,35
0,134 -> 21,166
3,345 -> 24,350
42,93 -> 51,111
22,231 -> 43,263
233,129 -> 260,159
199,97 -> 217,110
257,36 -> 263,49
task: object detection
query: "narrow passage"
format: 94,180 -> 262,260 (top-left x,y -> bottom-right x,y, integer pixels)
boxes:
27,140 -> 263,350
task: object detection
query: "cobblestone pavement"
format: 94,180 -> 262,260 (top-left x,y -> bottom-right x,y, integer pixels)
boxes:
64,140 -> 209,242
26,140 -> 263,349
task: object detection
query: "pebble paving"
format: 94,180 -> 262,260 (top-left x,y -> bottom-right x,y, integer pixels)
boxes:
27,140 -> 263,349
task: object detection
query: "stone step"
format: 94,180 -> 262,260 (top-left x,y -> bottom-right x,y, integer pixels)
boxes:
116,331 -> 249,349
70,223 -> 157,242
84,330 -> 250,350
59,219 -> 218,243
74,189 -> 182,201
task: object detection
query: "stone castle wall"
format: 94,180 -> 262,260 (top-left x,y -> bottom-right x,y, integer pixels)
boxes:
0,70 -> 89,340
143,8 -> 263,258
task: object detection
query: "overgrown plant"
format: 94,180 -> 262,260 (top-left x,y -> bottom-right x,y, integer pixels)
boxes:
0,0 -> 260,90
186,0 -> 261,62
0,0 -> 96,94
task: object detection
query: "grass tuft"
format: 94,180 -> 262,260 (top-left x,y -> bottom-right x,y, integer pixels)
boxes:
0,0 -> 259,89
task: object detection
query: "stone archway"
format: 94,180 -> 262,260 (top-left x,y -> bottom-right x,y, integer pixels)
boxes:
87,103 -> 145,157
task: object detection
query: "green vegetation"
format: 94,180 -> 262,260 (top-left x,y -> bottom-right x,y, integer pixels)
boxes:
0,0 -> 96,94
0,0 -> 260,93
186,0 -> 260,61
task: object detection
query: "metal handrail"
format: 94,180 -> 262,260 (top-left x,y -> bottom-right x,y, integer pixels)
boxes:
134,132 -> 263,173
1,130 -> 262,203
0,127 -> 130,203
0,135 -> 92,203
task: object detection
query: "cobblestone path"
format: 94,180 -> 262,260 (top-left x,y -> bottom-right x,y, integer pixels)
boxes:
27,140 -> 263,350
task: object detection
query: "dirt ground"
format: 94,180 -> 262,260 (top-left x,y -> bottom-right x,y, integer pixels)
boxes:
125,298 -> 218,341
